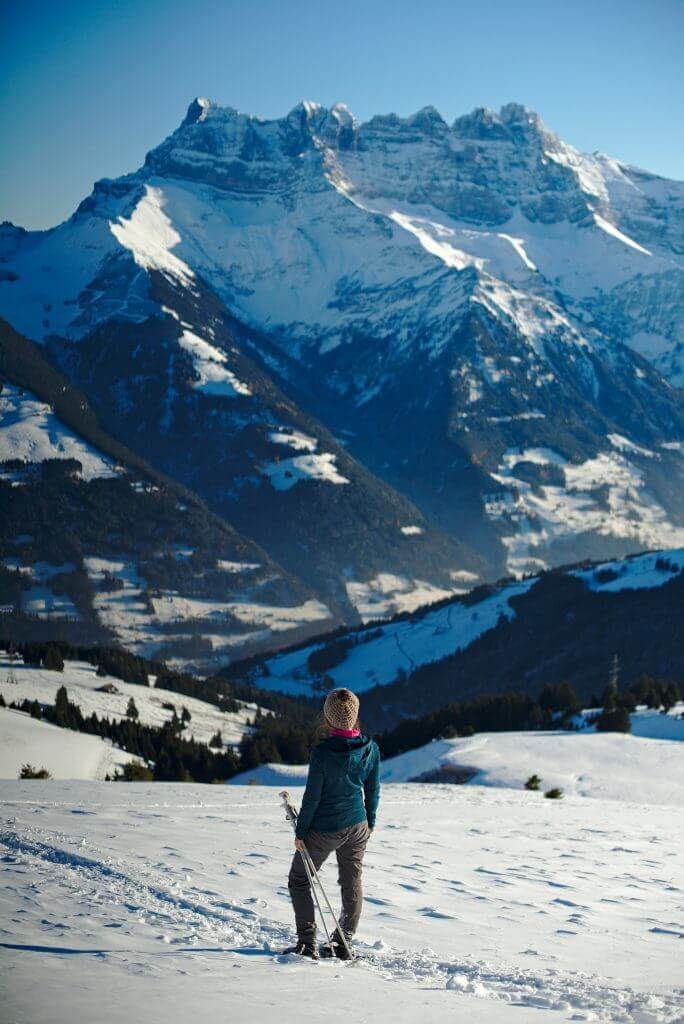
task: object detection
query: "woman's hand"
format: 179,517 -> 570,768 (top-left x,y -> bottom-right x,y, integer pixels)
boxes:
294,838 -> 306,852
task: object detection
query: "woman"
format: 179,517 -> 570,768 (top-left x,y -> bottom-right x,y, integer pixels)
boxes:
287,687 -> 380,960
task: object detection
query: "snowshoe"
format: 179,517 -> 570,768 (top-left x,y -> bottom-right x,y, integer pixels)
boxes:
282,941 -> 319,960
322,930 -> 354,961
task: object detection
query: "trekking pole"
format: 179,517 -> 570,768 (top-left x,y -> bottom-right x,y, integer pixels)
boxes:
280,790 -> 333,948
280,791 -> 356,962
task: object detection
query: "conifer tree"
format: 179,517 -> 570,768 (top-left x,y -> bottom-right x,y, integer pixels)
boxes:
54,685 -> 72,727
596,705 -> 631,733
601,654 -> 620,710
44,646 -> 64,672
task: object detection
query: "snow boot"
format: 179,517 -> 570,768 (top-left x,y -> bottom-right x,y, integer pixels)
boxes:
325,929 -> 354,961
283,940 -> 319,960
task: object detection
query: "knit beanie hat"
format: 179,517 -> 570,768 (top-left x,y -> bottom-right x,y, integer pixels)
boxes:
324,688 -> 360,731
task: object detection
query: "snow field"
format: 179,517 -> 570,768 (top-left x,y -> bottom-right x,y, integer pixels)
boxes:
343,571 -> 457,621
489,447 -> 684,576
261,428 -> 349,490
379,728 -> 684,804
232,713 -> 684,804
0,383 -> 118,480
0,654 -> 258,766
177,328 -> 252,397
253,579 -> 535,696
572,549 -> 684,593
1,782 -> 682,1023
0,709 -> 141,781
81,556 -> 332,666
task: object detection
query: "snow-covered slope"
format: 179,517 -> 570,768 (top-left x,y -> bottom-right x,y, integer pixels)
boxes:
0,653 -> 258,756
1,99 -> 683,588
0,707 -> 140,780
233,547 -> 684,706
1,782 -> 681,1023
247,578 -> 536,696
379,726 -> 684,803
0,383 -> 118,481
232,708 -> 684,806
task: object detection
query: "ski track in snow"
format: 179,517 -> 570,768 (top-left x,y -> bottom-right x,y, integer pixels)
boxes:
1,784 -> 682,1023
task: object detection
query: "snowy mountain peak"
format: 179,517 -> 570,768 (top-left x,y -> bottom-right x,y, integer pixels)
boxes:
284,99 -> 321,123
330,102 -> 356,126
406,105 -> 448,131
451,105 -> 508,139
450,102 -> 554,147
182,96 -> 212,125
161,97 -> 569,169
498,101 -> 544,126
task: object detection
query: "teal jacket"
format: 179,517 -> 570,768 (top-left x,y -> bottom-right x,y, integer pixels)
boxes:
295,735 -> 381,839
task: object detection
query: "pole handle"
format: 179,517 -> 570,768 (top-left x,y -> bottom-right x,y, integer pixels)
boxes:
280,790 -> 298,826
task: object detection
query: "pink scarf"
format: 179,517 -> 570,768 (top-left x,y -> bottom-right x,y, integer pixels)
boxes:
330,726 -> 361,738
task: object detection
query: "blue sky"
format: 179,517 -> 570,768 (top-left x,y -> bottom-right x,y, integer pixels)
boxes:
1,0 -> 682,229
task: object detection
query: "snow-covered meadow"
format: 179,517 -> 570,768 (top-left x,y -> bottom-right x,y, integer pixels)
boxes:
1,780 -> 682,1024
0,383 -> 119,482
0,709 -> 141,781
233,712 -> 684,805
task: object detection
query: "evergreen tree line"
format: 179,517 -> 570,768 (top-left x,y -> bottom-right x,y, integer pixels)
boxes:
379,688 -> 566,760
16,640 -> 154,686
238,707 -> 320,770
237,675 -> 681,767
6,642 -> 680,779
378,675 -> 681,759
591,671 -> 680,716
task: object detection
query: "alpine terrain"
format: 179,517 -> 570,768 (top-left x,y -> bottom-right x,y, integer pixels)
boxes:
1,98 -> 683,663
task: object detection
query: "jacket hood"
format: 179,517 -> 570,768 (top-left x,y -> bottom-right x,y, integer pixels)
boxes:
321,734 -> 374,762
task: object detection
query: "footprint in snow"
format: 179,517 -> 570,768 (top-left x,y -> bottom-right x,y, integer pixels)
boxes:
244,897 -> 268,908
419,907 -> 456,920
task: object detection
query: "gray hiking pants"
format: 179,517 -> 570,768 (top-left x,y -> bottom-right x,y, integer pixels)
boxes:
288,821 -> 370,943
